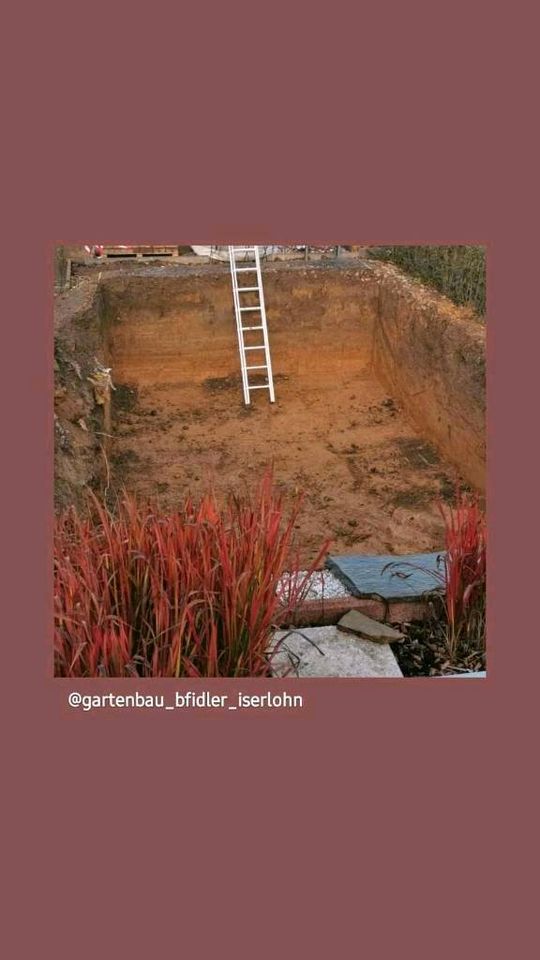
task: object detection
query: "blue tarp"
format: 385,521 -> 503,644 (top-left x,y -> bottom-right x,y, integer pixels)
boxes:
326,551 -> 445,601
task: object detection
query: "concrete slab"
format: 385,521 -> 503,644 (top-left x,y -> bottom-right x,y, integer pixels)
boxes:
337,609 -> 404,643
327,551 -> 445,600
271,626 -> 403,678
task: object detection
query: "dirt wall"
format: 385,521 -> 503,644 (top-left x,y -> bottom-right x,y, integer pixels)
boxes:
54,279 -> 111,510
371,264 -> 486,491
102,265 -> 380,387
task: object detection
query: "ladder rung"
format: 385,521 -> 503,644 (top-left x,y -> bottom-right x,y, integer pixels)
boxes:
242,325 -> 264,331
237,287 -> 259,292
235,266 -> 258,272
244,344 -> 265,350
246,365 -> 268,371
248,385 -> 271,391
239,306 -> 261,312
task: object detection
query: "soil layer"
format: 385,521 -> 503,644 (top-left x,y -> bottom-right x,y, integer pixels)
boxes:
55,258 -> 484,562
111,370 -> 461,563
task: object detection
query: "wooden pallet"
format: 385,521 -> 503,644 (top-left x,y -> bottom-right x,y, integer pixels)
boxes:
100,245 -> 180,259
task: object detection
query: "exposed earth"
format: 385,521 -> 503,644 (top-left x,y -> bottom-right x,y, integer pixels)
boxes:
110,368 -> 462,564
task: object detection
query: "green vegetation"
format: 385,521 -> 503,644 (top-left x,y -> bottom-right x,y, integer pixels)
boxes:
368,245 -> 486,317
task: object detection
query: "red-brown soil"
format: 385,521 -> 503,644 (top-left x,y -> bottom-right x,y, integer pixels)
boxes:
55,257 -> 483,561
111,369 -> 460,564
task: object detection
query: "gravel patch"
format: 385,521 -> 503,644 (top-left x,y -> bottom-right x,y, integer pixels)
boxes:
278,569 -> 352,602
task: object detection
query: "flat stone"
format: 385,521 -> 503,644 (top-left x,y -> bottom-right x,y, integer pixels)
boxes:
327,551 -> 445,600
270,626 -> 403,678
337,609 -> 405,643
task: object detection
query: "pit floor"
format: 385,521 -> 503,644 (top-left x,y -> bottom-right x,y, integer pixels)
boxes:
110,367 -> 463,564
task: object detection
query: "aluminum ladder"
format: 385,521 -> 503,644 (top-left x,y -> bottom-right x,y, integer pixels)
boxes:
228,245 -> 275,405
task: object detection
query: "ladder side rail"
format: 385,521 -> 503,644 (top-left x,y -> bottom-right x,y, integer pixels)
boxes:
228,246 -> 251,405
254,247 -> 276,402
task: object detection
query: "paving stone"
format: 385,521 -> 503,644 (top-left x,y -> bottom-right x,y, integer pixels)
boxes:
327,551 -> 445,600
271,626 -> 403,678
337,609 -> 405,643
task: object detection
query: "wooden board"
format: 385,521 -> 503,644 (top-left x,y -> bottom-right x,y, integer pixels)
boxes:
100,245 -> 180,258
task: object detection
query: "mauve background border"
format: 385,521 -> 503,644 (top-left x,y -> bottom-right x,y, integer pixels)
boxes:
4,3 -> 538,956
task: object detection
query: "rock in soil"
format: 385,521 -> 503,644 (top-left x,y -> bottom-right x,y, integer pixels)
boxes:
337,609 -> 404,643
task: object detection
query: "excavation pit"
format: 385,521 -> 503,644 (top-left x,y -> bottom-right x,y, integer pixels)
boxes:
55,257 -> 485,563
